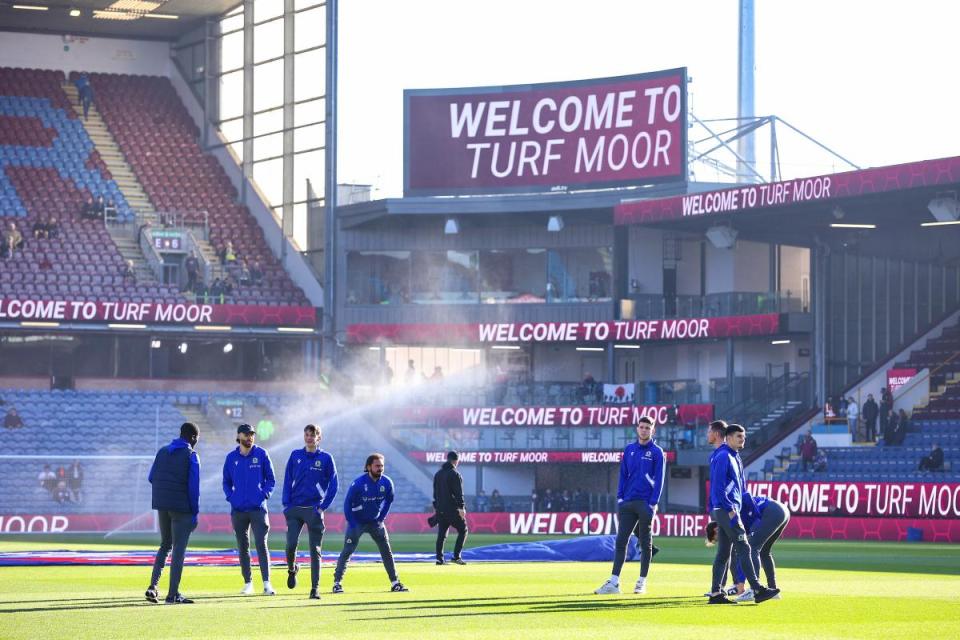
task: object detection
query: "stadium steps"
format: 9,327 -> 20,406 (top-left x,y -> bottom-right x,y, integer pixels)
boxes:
176,404 -> 224,450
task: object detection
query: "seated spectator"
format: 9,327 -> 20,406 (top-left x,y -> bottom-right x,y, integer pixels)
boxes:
53,480 -> 72,504
800,431 -> 818,471
814,449 -> 828,472
490,489 -> 505,512
38,465 -> 56,494
475,489 -> 489,513
238,260 -> 251,285
121,259 -> 136,283
209,278 -> 224,303
4,407 -> 23,429
249,260 -> 263,285
918,443 -> 944,471
47,217 -> 59,239
32,218 -> 48,240
80,195 -> 98,220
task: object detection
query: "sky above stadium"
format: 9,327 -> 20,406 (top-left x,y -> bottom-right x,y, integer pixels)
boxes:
336,0 -> 960,197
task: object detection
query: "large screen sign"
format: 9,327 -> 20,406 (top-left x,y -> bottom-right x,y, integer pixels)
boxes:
405,69 -> 687,195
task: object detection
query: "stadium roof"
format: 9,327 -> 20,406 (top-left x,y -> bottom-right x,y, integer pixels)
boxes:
0,1 -> 238,40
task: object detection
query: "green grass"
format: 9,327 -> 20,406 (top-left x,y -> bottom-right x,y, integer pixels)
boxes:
1,535 -> 959,639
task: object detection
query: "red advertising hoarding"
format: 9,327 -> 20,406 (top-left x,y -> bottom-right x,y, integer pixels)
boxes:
6,511 -> 959,543
0,298 -> 316,328
615,155 -> 960,225
395,404 -> 715,428
746,481 -> 960,519
347,313 -> 779,345
887,368 -> 918,392
404,69 -> 687,196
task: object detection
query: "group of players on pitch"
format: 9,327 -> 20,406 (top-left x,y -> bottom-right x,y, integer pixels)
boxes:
145,417 -> 786,605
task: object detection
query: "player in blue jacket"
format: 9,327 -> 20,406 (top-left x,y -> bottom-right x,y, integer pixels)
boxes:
733,494 -> 790,597
222,423 -> 276,596
281,424 -> 338,600
332,454 -> 409,593
595,416 -> 666,595
707,424 -> 780,604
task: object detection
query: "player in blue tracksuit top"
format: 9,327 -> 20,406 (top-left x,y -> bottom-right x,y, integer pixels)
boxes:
732,493 -> 790,592
281,424 -> 338,600
707,423 -> 779,604
222,423 -> 276,596
595,416 -> 666,595
332,453 -> 409,593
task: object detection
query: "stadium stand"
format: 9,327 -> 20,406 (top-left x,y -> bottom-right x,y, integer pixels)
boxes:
85,72 -> 308,306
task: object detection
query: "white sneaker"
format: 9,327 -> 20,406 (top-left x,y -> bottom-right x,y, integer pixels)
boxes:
240,583 -> 254,595
634,578 -> 647,594
772,592 -> 781,600
734,589 -> 755,602
594,579 -> 620,595
263,582 -> 276,596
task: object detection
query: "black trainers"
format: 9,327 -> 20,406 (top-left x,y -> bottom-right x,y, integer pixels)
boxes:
435,559 -> 445,565
331,583 -> 343,594
725,586 -> 740,596
145,586 -> 159,603
451,558 -> 466,565
309,589 -> 320,600
708,593 -> 737,605
753,586 -> 781,604
164,594 -> 194,605
287,563 -> 299,589
390,582 -> 409,592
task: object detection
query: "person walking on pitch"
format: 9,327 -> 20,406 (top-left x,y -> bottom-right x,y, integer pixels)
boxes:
433,450 -> 468,565
595,416 -> 666,595
282,424 -> 338,600
222,423 -> 277,595
332,454 -> 408,593
145,422 -> 201,604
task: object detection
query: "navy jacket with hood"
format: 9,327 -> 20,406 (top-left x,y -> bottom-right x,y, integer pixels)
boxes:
709,443 -> 747,513
222,445 -> 276,512
617,439 -> 666,508
149,437 -> 200,515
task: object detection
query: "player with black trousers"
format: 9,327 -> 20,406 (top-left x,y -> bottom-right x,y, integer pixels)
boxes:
433,450 -> 468,565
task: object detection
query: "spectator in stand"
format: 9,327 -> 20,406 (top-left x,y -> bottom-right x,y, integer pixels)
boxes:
475,489 -> 489,513
184,251 -> 200,293
381,362 -> 394,386
68,460 -> 84,502
47,217 -> 59,239
489,489 -> 505,512
122,259 -> 137,284
220,241 -> 237,265
879,387 -> 893,443
32,218 -> 48,239
666,404 -> 679,427
541,488 -> 555,512
209,278 -> 224,304
405,360 -> 417,384
38,465 -> 56,494
104,198 -> 117,222
918,443 -> 944,472
238,260 -> 251,286
222,276 -> 235,300
249,260 -> 264,285
529,489 -> 538,512
4,407 -> 23,429
3,222 -> 23,259
883,408 -> 897,444
580,372 -> 597,404
898,408 -> 911,435
194,280 -> 209,304
75,72 -> 94,120
814,449 -> 828,472
80,195 -> 98,220
823,402 -> 835,420
430,366 -> 444,381
559,490 -> 572,512
572,489 -> 589,512
53,479 -> 73,504
862,394 -> 879,442
800,431 -> 818,471
255,418 -> 275,442
845,397 -> 859,434
94,195 -> 106,219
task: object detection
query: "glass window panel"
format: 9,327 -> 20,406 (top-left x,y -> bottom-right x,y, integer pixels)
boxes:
294,0 -> 324,10
254,132 -> 283,161
252,157 -> 284,207
219,119 -> 244,162
295,98 -> 324,127
218,70 -> 244,121
410,251 -> 479,304
291,202 -> 307,251
346,251 -> 411,305
294,49 -> 324,101
294,123 -> 323,152
294,149 -> 324,202
220,30 -> 244,72
255,0 -> 285,22
254,108 -> 283,135
295,5 -> 326,51
479,249 -> 546,303
546,247 -> 613,302
219,11 -> 244,33
254,19 -> 284,63
254,60 -> 284,111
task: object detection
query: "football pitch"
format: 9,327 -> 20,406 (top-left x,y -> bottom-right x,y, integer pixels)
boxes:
1,534 -> 959,640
